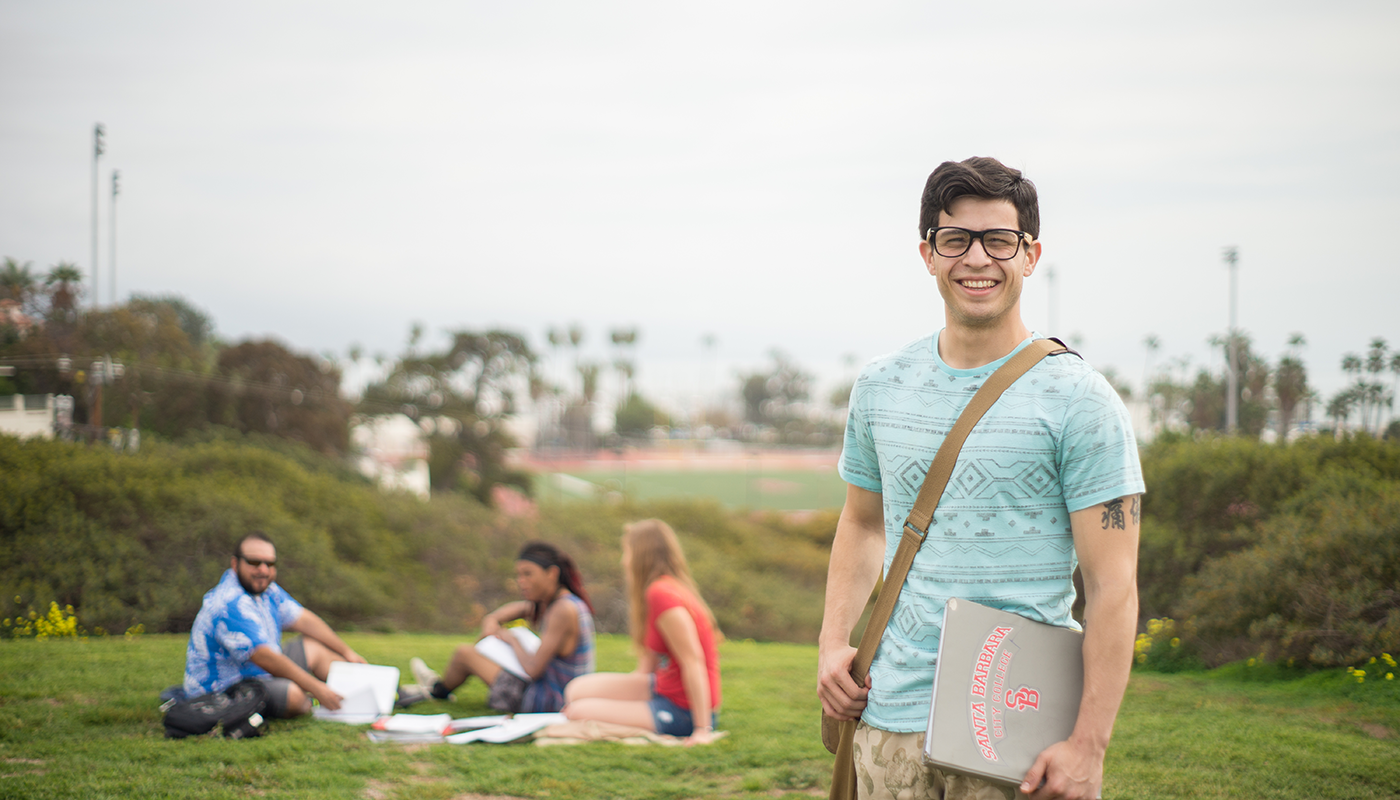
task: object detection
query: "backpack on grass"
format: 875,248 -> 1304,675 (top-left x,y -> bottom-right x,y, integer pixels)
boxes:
163,679 -> 269,739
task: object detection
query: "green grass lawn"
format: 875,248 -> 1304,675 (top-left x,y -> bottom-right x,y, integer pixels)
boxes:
537,468 -> 848,511
1,634 -> 1397,799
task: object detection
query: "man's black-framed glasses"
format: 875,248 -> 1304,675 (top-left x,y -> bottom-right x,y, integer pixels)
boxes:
926,227 -> 1031,260
238,554 -> 277,568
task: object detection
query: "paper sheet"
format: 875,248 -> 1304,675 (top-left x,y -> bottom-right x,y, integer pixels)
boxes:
448,715 -> 510,732
312,662 -> 401,724
314,685 -> 381,724
445,712 -> 567,744
373,713 -> 453,733
473,627 -> 541,680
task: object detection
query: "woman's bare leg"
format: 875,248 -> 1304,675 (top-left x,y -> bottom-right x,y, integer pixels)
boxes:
563,671 -> 655,730
441,643 -> 503,691
564,671 -> 651,703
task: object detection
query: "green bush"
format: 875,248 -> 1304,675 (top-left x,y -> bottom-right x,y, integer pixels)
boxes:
1177,469 -> 1400,667
0,434 -> 833,644
1138,433 -> 1400,618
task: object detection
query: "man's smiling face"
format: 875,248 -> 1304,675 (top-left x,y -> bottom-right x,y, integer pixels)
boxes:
922,196 -> 1039,332
233,539 -> 277,596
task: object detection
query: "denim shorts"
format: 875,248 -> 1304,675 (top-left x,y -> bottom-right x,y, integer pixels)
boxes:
648,676 -> 719,737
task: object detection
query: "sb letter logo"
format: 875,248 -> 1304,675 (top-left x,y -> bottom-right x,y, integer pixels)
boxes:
1006,686 -> 1041,712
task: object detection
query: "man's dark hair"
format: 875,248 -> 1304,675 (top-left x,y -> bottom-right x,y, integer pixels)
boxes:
235,531 -> 275,559
918,157 -> 1040,240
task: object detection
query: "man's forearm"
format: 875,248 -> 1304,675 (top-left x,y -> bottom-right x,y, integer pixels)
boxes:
1070,581 -> 1137,753
249,647 -> 323,694
819,535 -> 882,653
291,610 -> 354,659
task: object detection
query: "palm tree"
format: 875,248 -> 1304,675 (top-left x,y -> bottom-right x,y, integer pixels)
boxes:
567,324 -> 584,398
45,261 -> 84,321
1326,389 -> 1357,438
610,327 -> 639,400
1341,353 -> 1366,429
1,257 -> 38,306
1390,352 -> 1400,432
1365,338 -> 1391,433
1274,355 -> 1308,441
1142,333 -> 1160,401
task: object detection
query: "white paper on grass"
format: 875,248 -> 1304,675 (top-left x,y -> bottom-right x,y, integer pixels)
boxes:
374,713 -> 453,734
445,713 -> 567,744
473,627 -> 541,680
312,662 -> 400,724
448,715 -> 510,732
312,685 -> 382,724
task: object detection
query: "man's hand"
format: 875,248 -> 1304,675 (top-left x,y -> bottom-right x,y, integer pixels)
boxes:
308,681 -> 345,712
817,643 -> 869,720
1020,738 -> 1104,800
342,648 -> 367,665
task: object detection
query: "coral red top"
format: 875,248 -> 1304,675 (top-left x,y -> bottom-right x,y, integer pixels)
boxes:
643,576 -> 721,711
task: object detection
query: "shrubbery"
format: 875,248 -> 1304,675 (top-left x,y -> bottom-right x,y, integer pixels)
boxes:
7,429 -> 1398,671
1138,433 -> 1400,668
0,434 -> 833,644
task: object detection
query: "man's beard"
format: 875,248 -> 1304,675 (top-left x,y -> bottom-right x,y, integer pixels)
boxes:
237,572 -> 267,596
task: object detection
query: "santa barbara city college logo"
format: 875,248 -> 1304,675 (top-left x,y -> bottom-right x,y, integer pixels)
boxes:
967,626 -> 1044,762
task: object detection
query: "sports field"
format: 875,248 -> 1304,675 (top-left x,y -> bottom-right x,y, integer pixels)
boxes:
527,448 -> 848,511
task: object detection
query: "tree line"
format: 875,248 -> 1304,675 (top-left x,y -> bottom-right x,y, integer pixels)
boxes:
1138,331 -> 1399,440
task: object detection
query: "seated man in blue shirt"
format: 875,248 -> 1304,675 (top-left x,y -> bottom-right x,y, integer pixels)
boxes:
183,531 -> 366,717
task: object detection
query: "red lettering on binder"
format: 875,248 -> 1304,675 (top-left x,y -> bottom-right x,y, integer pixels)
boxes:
1007,686 -> 1041,712
970,626 -> 1014,698
970,701 -> 997,760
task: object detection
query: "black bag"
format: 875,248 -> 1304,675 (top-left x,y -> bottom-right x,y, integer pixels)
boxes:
164,679 -> 270,739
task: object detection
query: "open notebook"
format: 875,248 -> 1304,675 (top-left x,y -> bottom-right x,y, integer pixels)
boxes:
922,598 -> 1085,790
473,627 -> 541,680
313,662 -> 401,724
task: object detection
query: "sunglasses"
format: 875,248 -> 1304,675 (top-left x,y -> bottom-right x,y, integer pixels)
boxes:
238,555 -> 277,568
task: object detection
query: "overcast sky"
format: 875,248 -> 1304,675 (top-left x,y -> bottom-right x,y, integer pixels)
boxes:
3,1 -> 1397,418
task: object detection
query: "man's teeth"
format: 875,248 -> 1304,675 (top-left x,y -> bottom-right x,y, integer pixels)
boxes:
960,280 -> 996,289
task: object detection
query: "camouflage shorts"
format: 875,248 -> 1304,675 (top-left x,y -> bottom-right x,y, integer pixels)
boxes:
852,721 -> 1026,800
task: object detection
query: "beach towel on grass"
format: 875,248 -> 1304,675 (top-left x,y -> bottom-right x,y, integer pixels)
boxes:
533,719 -> 728,747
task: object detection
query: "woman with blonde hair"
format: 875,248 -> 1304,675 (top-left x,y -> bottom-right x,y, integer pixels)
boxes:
563,519 -> 721,744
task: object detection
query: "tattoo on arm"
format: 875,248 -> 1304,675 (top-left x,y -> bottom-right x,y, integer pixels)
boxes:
1131,496 -> 1140,526
1100,498 -> 1126,530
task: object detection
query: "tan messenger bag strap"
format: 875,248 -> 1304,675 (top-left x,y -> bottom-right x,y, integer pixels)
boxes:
847,337 -> 1067,682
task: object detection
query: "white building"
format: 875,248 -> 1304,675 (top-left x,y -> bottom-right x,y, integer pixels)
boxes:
351,414 -> 432,499
0,394 -> 56,440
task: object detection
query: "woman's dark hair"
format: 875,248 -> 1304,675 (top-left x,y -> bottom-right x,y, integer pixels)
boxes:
517,541 -> 592,623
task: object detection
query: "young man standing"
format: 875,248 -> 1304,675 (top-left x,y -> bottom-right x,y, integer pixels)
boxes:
184,532 -> 367,718
818,157 -> 1144,800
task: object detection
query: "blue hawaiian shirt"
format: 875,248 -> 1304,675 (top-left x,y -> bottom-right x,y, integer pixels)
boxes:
183,569 -> 304,696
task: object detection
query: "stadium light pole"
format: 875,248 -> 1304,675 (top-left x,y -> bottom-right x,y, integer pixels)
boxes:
110,170 -> 120,306
1223,246 -> 1239,433
91,123 -> 105,309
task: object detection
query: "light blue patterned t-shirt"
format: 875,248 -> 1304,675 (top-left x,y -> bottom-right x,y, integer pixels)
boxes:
839,332 -> 1144,732
184,569 -> 305,696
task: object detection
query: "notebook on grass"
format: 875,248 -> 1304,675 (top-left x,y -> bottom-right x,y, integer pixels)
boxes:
922,598 -> 1084,789
313,662 -> 401,724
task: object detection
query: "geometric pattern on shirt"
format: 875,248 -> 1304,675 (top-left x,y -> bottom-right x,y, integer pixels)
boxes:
839,332 -> 1145,732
